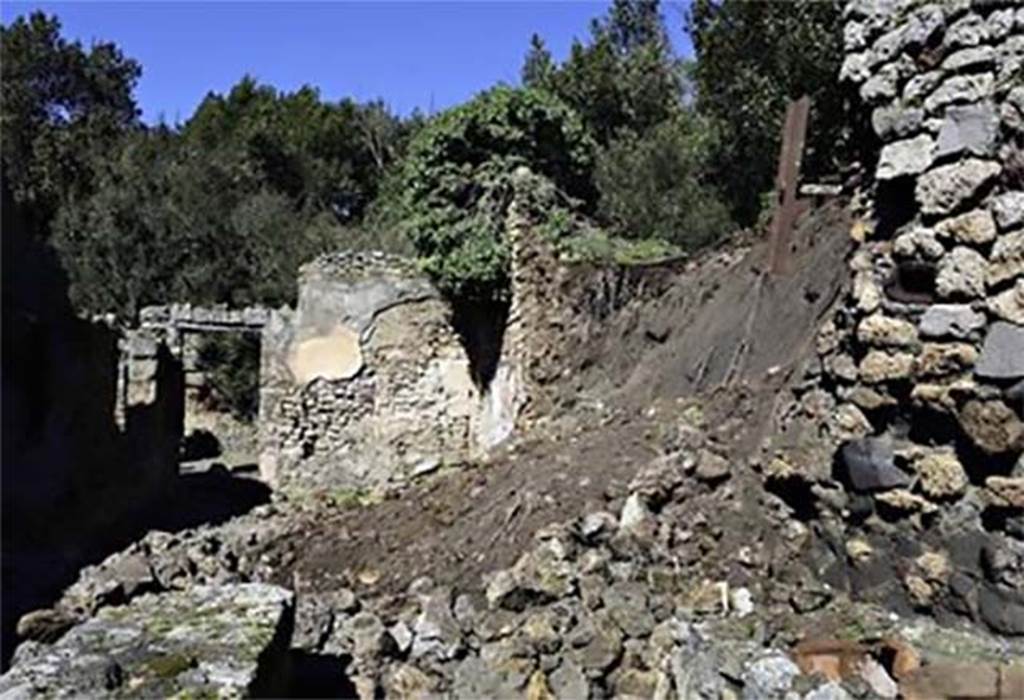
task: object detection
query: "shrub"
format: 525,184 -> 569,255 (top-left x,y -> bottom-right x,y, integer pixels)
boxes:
383,86 -> 596,301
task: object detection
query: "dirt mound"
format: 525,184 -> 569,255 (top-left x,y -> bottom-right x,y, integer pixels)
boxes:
579,199 -> 852,409
266,202 -> 854,602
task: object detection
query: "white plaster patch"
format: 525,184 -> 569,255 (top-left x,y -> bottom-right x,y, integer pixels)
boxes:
287,325 -> 363,383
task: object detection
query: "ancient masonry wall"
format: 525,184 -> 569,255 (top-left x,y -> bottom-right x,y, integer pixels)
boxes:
767,0 -> 1023,636
116,328 -> 185,495
3,305 -> 183,660
258,253 -> 479,493
256,200 -> 674,493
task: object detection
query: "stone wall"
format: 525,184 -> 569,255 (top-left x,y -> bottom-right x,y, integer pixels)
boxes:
2,227 -> 184,664
765,0 -> 1023,635
258,252 -> 479,492
116,330 -> 184,494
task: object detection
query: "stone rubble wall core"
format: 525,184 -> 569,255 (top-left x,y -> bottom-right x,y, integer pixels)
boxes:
763,0 -> 1023,636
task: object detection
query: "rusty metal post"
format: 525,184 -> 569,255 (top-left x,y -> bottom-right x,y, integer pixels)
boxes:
768,96 -> 811,275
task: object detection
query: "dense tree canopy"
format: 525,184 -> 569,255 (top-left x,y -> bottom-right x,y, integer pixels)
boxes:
1,12 -> 141,236
594,112 -> 731,250
522,0 -> 733,250
3,3 -> 848,420
47,76 -> 411,317
688,0 -> 845,225
524,0 -> 682,145
4,1 -> 846,316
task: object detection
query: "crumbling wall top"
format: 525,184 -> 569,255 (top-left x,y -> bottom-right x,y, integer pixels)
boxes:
300,250 -> 424,285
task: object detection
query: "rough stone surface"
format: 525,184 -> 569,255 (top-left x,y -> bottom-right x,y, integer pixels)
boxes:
915,450 -> 968,500
872,103 -> 924,140
985,477 -> 1024,509
915,160 -> 1001,217
937,246 -> 988,299
893,226 -> 945,260
988,280 -> 1024,325
743,654 -> 801,699
876,134 -> 935,180
857,314 -> 918,347
918,304 -> 986,339
934,210 -> 997,246
839,438 -> 911,492
991,192 -> 1024,232
859,350 -> 915,383
923,74 -> 994,115
936,102 -> 998,159
987,230 -> 1024,288
0,584 -> 293,698
915,342 -> 978,378
959,399 -> 1024,455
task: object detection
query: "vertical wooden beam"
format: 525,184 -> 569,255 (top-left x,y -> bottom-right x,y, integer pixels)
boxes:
768,96 -> 811,275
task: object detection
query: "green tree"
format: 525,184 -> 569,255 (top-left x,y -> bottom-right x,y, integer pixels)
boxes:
52,130 -> 344,317
50,72 -> 414,318
182,77 -> 396,219
526,0 -> 682,145
595,113 -> 732,249
384,86 -> 595,301
196,334 -> 261,421
688,0 -> 844,225
521,34 -> 555,88
1,12 -> 141,237
606,0 -> 663,54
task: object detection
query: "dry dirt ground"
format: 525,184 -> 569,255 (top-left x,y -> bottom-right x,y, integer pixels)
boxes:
265,201 -> 854,608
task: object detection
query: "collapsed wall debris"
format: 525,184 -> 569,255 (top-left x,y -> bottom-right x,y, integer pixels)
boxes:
5,3 -> 1024,695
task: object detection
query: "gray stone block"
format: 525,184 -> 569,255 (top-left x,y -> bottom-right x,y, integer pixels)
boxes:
876,134 -> 936,180
976,322 -> 1024,380
991,191 -> 1024,232
919,304 -> 986,339
916,159 -> 1001,217
839,438 -> 912,493
936,102 -> 998,158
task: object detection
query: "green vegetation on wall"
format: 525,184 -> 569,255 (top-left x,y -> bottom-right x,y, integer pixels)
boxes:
381,86 -> 596,302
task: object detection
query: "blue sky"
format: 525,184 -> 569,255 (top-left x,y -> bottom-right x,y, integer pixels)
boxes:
1,1 -> 694,125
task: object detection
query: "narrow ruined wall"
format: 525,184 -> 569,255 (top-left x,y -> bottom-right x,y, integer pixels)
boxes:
258,252 -> 479,493
500,169 -> 690,428
765,1 -> 1023,636
118,329 -> 185,494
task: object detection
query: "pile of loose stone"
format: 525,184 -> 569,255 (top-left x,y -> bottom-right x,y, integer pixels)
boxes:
5,421 -> 1024,698
279,451 -> 1023,699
